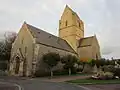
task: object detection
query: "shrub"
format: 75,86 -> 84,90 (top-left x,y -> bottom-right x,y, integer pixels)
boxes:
76,68 -> 83,72
0,70 -> 8,76
61,55 -> 78,75
92,71 -> 114,80
113,68 -> 120,77
104,72 -> 114,79
102,65 -> 120,77
71,67 -> 77,74
102,65 -> 115,73
0,62 -> 8,71
34,71 -> 50,77
53,69 -> 68,76
42,52 -> 60,78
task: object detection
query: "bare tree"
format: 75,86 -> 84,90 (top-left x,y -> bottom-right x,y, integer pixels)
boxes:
0,31 -> 16,71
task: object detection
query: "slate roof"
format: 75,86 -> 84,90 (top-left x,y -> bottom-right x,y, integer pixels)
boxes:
78,36 -> 94,47
26,23 -> 76,54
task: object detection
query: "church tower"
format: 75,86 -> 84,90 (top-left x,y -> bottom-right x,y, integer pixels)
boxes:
59,5 -> 84,52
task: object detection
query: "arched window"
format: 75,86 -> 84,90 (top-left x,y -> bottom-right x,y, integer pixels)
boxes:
22,38 -> 24,44
65,20 -> 68,26
79,22 -> 80,27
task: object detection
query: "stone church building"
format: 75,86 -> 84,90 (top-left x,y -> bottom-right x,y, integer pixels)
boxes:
9,5 -> 101,76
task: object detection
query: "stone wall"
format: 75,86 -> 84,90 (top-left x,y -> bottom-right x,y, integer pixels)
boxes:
9,23 -> 35,76
34,43 -> 77,76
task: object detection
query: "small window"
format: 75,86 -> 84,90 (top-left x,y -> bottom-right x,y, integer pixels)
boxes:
22,38 -> 24,44
79,22 -> 80,27
65,21 -> 68,26
19,48 -> 21,51
25,47 -> 27,54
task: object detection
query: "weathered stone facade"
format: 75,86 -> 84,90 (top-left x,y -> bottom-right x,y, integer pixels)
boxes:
34,43 -> 77,75
9,23 -> 36,76
59,5 -> 101,61
9,5 -> 101,77
77,36 -> 101,61
59,5 -> 84,52
9,22 -> 76,76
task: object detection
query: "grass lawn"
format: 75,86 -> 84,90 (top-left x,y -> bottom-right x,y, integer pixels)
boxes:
66,79 -> 120,85
71,73 -> 93,76
54,71 -> 93,76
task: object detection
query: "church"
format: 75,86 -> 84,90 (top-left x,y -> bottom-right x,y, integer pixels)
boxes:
9,5 -> 101,76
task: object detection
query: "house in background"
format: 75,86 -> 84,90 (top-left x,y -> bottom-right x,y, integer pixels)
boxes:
9,5 -> 101,76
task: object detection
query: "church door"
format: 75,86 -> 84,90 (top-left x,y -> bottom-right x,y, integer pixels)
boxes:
15,56 -> 20,74
23,58 -> 27,76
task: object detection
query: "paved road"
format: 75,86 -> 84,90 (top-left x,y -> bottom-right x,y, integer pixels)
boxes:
0,76 -> 89,90
1,76 -> 120,90
0,81 -> 19,90
37,75 -> 91,82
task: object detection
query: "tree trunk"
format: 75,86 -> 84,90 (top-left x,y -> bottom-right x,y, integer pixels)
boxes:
50,69 -> 53,79
82,64 -> 85,72
69,68 -> 71,76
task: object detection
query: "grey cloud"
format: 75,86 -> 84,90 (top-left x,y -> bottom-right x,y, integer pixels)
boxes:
102,46 -> 119,55
0,0 -> 120,58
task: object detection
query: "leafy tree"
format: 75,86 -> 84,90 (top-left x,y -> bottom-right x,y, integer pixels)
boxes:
61,55 -> 78,76
95,58 -> 106,68
42,52 -> 60,78
77,60 -> 83,66
105,60 -> 110,65
77,60 -> 86,72
88,59 -> 96,67
116,59 -> 120,65
109,60 -> 115,65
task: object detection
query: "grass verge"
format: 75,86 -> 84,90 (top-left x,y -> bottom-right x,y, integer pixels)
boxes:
66,79 -> 120,85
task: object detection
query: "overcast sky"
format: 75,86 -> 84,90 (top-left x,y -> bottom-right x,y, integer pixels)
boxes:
0,0 -> 120,59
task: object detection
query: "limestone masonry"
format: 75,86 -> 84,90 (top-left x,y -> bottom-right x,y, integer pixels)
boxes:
9,5 -> 101,76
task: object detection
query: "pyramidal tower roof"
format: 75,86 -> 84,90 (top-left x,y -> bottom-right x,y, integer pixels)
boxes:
64,5 -> 80,20
65,5 -> 74,13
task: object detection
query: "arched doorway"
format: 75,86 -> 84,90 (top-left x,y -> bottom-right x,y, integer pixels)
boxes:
15,56 -> 20,74
23,58 -> 27,76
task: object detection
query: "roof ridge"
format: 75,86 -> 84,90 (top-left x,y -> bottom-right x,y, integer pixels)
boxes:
26,23 -> 57,37
80,36 -> 94,39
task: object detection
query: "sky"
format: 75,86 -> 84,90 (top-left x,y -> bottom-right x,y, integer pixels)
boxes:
0,0 -> 120,59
